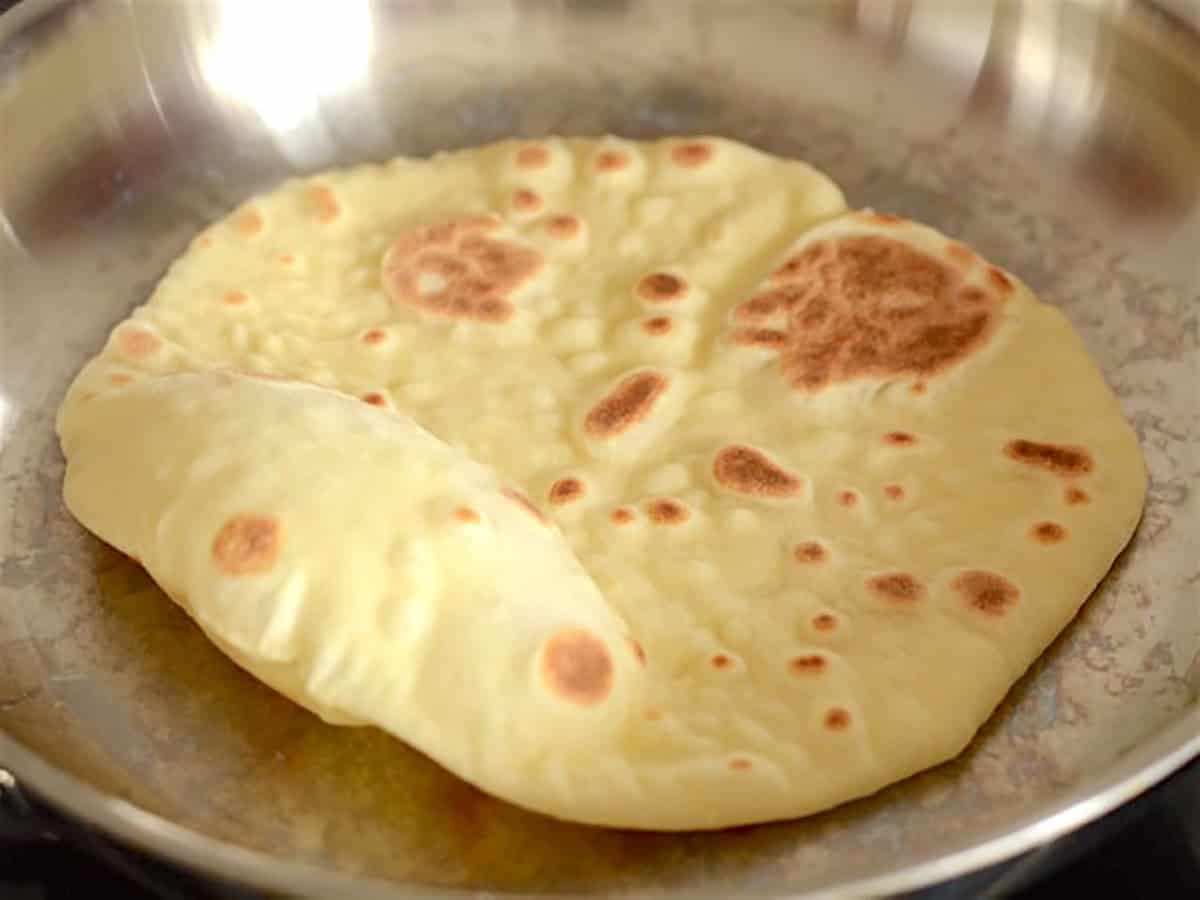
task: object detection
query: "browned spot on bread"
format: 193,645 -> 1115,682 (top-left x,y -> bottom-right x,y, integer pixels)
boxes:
629,638 -> 646,666
745,235 -> 1006,391
911,381 -> 928,395
382,215 -> 542,324
1005,439 -> 1094,478
670,141 -> 713,167
867,572 -> 926,603
548,477 -> 585,505
236,209 -> 264,236
361,392 -> 387,407
1032,521 -> 1067,544
837,490 -> 859,508
541,630 -> 613,707
502,488 -> 547,525
611,506 -> 636,525
953,570 -> 1019,616
794,541 -> 827,564
812,612 -> 839,632
1065,486 -> 1090,505
108,373 -> 133,386
884,431 -> 918,447
824,707 -> 852,731
583,370 -> 669,439
959,286 -> 989,304
790,654 -> 827,675
987,266 -> 1014,293
309,185 -> 340,223
729,757 -> 752,771
453,506 -> 481,524
512,188 -> 542,213
713,445 -> 803,498
546,215 -> 581,239
884,484 -> 905,501
362,328 -> 387,346
711,653 -> 732,670
222,289 -> 248,306
279,252 -> 296,265
865,211 -> 906,225
644,706 -> 662,721
735,291 -> 787,321
117,328 -> 161,359
647,498 -> 690,525
641,315 -> 674,336
636,272 -> 686,303
212,514 -> 281,576
731,327 -> 788,349
196,235 -> 214,248
515,144 -> 551,169
946,242 -> 976,266
595,149 -> 631,171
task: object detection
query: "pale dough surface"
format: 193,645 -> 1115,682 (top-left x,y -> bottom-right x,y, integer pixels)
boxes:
57,137 -> 1146,829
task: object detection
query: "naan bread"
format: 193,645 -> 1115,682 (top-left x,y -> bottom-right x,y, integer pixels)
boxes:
57,137 -> 1146,829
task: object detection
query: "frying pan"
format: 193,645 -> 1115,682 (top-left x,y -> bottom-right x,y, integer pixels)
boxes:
1,0 -> 1197,896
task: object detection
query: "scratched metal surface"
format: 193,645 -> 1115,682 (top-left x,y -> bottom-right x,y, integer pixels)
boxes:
0,1 -> 1197,897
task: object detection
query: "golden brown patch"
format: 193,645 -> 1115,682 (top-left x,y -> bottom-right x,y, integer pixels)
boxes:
361,392 -> 387,407
647,498 -> 690,525
953,570 -> 1020,616
864,211 -> 906,226
117,328 -> 161,360
453,506 -> 481,524
218,288 -> 247,308
309,185 -> 340,223
866,572 -> 926,603
362,328 -> 387,346
789,654 -> 827,675
837,490 -> 859,508
515,144 -> 551,169
595,149 -> 631,172
728,757 -> 753,771
635,272 -> 687,303
711,653 -> 732,670
212,514 -> 281,576
278,252 -> 296,265
545,215 -> 581,240
236,209 -> 264,236
812,612 -> 839,632
541,630 -> 613,707
611,506 -> 637,525
670,141 -> 713,167
583,370 -> 669,439
884,483 -> 905,501
641,316 -> 674,336
629,638 -> 646,666
548,477 -> 585,506
511,188 -> 542,213
108,373 -> 133,387
824,707 -> 852,731
793,541 -> 828,564
742,235 -> 1006,391
196,235 -> 214,248
502,488 -> 547,525
1065,486 -> 1090,505
713,445 -> 803,498
644,706 -> 662,721
731,327 -> 788,349
945,242 -> 976,266
734,291 -> 788,321
382,215 -> 542,324
884,431 -> 918,447
911,381 -> 928,395
1032,521 -> 1067,544
1004,439 -> 1094,478
987,266 -> 1014,293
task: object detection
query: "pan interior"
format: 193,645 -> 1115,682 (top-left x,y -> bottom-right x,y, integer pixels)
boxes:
0,0 -> 1197,895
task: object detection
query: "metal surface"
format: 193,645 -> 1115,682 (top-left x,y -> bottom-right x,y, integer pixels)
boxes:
0,0 -> 1197,897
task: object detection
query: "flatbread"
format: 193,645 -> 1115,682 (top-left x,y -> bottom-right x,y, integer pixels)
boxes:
57,137 -> 1146,830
